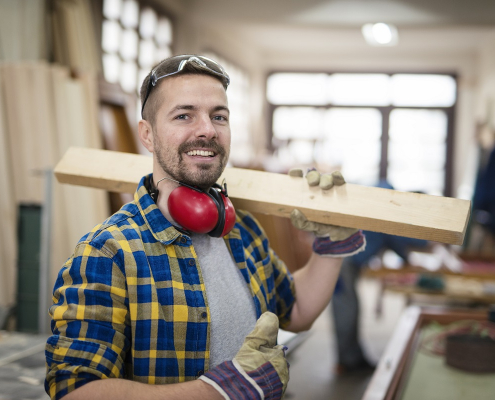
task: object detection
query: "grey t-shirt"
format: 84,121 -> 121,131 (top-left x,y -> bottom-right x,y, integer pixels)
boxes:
191,233 -> 257,367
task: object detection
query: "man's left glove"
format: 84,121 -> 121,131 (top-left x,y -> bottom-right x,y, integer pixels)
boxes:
199,312 -> 288,400
289,169 -> 366,257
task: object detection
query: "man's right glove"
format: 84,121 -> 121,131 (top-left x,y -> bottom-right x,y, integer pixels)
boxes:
199,312 -> 289,400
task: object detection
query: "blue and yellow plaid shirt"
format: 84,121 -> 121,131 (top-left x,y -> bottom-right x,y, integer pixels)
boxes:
45,175 -> 296,400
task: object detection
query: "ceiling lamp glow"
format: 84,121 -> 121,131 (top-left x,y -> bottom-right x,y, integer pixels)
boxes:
362,23 -> 399,46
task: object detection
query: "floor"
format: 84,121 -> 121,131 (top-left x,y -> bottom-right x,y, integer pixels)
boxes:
0,277 -> 407,400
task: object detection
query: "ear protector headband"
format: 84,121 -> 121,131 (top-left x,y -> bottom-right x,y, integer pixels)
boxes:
150,176 -> 236,238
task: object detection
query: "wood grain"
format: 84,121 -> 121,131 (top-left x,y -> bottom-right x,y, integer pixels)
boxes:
54,147 -> 472,245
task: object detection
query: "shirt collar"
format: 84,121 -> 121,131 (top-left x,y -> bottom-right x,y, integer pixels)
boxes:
135,174 -> 184,245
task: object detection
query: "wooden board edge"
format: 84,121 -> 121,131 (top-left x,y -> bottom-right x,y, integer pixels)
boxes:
362,306 -> 422,400
232,198 -> 469,246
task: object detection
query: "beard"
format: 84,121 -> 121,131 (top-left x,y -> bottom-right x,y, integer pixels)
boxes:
154,135 -> 229,190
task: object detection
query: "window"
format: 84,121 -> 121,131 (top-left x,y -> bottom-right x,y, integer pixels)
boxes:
102,0 -> 173,110
267,72 -> 456,195
204,52 -> 252,167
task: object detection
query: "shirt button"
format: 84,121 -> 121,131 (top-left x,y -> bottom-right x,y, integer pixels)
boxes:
189,259 -> 195,266
180,237 -> 187,244
201,312 -> 207,319
196,370 -> 204,377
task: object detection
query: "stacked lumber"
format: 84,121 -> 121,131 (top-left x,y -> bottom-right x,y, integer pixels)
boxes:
51,0 -> 101,73
0,62 -> 109,306
0,0 -> 47,61
0,72 -> 17,308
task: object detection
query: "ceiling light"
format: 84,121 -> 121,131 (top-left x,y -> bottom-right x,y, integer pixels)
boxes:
362,23 -> 399,46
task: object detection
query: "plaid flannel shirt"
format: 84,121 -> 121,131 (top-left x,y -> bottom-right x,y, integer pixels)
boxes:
45,174 -> 295,400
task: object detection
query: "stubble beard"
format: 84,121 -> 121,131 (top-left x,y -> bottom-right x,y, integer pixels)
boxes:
154,135 -> 229,190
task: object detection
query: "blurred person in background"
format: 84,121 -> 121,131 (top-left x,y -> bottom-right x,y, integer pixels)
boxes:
331,181 -> 428,375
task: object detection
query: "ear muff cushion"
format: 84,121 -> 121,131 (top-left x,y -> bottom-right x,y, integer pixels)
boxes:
206,188 -> 226,238
168,186 -> 219,234
220,195 -> 236,237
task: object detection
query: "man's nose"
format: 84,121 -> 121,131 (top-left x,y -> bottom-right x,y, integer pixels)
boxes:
195,115 -> 218,139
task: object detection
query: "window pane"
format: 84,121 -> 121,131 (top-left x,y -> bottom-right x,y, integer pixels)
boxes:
388,109 -> 447,194
267,73 -> 328,105
120,61 -> 137,93
387,169 -> 444,196
138,68 -> 149,91
328,74 -> 391,106
155,46 -> 172,63
156,17 -> 173,45
286,140 -> 315,165
103,0 -> 121,20
389,109 -> 447,144
121,0 -> 139,29
139,39 -> 155,67
120,29 -> 138,60
102,20 -> 121,53
103,53 -> 121,83
391,74 -> 456,107
136,68 -> 149,120
319,108 -> 382,184
139,7 -> 157,39
273,107 -> 324,141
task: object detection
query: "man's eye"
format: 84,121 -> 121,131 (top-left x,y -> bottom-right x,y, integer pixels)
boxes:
176,114 -> 188,120
213,115 -> 228,122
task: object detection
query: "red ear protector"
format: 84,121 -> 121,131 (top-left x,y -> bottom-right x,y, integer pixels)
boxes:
149,176 -> 236,238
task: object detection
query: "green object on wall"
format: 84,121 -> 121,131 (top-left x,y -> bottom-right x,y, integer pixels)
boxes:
16,204 -> 42,333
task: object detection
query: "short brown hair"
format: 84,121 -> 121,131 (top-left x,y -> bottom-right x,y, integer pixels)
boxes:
140,55 -> 229,125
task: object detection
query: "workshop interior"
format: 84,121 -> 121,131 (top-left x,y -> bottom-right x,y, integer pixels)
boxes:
1,0 -> 495,399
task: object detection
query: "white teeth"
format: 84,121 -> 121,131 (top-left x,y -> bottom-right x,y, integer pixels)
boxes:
187,150 -> 214,157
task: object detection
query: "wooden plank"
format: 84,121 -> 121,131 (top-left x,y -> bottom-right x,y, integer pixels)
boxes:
54,147 -> 472,245
0,68 -> 18,307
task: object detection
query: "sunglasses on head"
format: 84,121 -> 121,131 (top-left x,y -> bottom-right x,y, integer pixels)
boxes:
140,55 -> 230,119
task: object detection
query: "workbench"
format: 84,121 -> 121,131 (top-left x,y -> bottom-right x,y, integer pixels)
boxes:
363,306 -> 495,400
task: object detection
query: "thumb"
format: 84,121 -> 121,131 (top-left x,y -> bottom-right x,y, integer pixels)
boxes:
242,312 -> 279,350
290,209 -> 310,231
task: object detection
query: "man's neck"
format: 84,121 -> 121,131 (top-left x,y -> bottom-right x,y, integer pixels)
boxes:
152,172 -> 180,225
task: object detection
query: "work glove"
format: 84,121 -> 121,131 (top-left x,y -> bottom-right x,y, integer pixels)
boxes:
288,168 -> 366,257
199,312 -> 289,400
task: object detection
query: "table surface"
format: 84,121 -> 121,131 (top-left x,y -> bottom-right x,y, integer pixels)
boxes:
401,323 -> 495,400
363,306 -> 494,400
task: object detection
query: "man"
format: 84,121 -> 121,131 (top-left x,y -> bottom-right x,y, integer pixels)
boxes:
331,182 -> 427,375
45,55 -> 365,400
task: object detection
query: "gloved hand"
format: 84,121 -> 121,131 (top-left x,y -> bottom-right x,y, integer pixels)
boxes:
288,168 -> 366,257
199,312 -> 289,400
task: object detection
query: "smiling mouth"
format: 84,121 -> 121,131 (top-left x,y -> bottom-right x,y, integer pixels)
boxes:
186,150 -> 215,157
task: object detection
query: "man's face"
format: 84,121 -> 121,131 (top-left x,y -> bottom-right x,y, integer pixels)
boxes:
150,74 -> 231,189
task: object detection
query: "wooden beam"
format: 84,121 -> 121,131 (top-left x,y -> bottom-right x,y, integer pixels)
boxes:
54,147 -> 471,245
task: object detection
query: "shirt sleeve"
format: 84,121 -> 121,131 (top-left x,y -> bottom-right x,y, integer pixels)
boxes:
268,246 -> 296,330
236,211 -> 296,330
45,242 -> 130,400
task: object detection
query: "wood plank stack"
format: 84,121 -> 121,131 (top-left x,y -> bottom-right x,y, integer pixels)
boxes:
0,62 -> 109,308
0,0 -> 105,311
51,0 -> 102,74
0,0 -> 47,61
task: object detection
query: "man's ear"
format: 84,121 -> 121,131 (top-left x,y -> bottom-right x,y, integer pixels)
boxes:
138,119 -> 154,153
